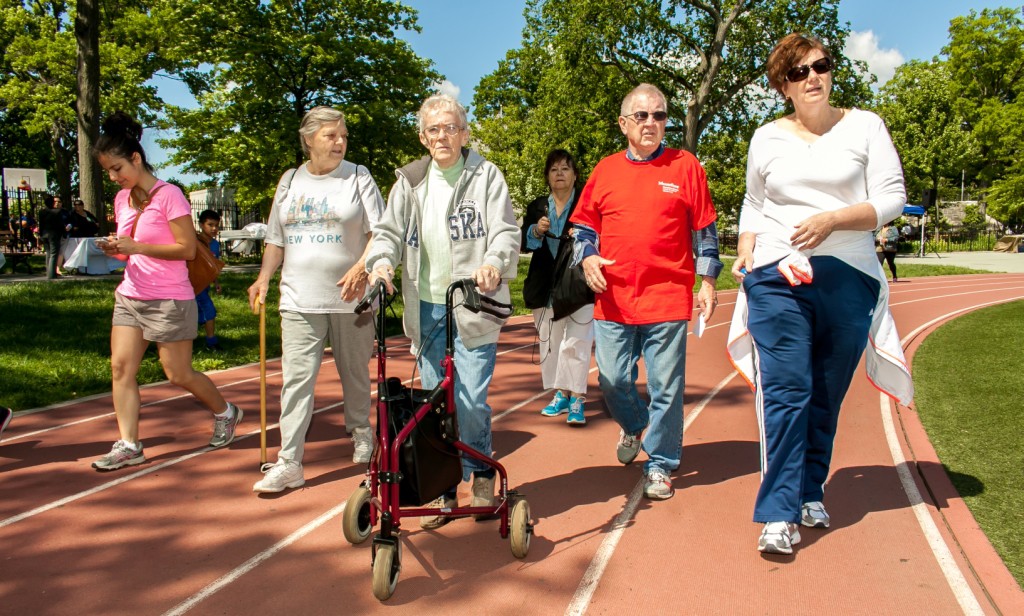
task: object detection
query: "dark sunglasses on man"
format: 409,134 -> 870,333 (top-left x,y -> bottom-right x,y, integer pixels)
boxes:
785,57 -> 834,83
624,110 -> 668,123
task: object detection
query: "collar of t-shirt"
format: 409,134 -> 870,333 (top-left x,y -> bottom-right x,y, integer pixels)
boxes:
625,143 -> 665,162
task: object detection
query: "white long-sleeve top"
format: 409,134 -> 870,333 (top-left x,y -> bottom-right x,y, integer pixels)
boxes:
728,108 -> 914,405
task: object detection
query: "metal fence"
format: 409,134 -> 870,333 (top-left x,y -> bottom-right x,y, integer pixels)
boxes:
189,200 -> 263,230
2,188 -> 48,223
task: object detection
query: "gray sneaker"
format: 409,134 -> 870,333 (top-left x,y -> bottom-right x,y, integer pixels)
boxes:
643,470 -> 674,500
92,440 -> 145,471
801,501 -> 830,528
471,475 -> 497,520
758,522 -> 801,555
252,459 -> 305,493
616,429 -> 642,464
352,426 -> 373,464
209,403 -> 243,448
420,494 -> 458,530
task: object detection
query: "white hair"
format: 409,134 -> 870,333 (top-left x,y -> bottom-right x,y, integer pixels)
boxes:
416,94 -> 468,132
299,106 -> 346,156
620,83 -> 668,116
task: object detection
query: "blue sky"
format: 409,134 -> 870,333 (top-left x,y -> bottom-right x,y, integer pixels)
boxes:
147,0 -> 1016,182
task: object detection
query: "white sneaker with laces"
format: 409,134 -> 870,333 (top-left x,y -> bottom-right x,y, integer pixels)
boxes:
643,470 -> 674,500
252,459 -> 305,493
351,426 -> 373,464
616,429 -> 642,464
801,501 -> 830,528
758,521 -> 801,555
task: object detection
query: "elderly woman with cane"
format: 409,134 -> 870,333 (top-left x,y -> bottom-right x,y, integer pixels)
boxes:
366,93 -> 520,529
248,106 -> 384,493
728,33 -> 913,554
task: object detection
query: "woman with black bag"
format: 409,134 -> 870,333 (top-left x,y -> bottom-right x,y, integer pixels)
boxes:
521,149 -> 594,426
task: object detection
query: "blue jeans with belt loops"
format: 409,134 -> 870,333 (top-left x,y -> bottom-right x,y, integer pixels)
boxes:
594,319 -> 688,475
418,301 -> 497,483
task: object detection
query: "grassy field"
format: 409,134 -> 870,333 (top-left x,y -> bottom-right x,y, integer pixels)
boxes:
911,300 -> 1024,586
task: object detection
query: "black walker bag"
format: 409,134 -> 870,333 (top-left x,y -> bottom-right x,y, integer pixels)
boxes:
382,377 -> 463,506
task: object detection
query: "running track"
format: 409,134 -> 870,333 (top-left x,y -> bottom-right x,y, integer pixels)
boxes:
2,273 -> 1023,615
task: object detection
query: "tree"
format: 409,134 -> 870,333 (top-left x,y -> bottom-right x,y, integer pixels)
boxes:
75,0 -> 102,223
875,60 -> 977,205
162,0 -> 439,210
943,8 -> 1024,224
472,0 -> 873,215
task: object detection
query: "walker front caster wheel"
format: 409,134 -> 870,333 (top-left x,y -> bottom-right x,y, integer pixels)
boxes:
509,497 -> 532,559
372,540 -> 401,601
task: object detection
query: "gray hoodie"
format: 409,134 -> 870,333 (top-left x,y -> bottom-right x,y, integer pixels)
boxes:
365,149 -> 521,351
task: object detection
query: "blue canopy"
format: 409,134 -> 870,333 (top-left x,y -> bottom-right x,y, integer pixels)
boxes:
903,205 -> 926,216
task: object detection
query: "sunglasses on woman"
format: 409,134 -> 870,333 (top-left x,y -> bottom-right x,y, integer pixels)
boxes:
785,57 -> 834,83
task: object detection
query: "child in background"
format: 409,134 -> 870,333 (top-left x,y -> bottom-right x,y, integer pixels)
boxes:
196,210 -> 224,351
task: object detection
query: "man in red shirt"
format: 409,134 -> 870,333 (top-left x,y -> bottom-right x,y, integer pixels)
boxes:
571,83 -> 722,500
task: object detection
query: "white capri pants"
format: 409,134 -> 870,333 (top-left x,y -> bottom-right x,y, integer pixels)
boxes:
532,303 -> 595,395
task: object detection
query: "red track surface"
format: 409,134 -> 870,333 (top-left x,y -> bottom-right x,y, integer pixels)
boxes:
3,274 -> 1024,615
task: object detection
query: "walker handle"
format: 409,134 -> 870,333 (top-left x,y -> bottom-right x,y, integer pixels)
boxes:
355,280 -> 385,314
457,278 -> 514,319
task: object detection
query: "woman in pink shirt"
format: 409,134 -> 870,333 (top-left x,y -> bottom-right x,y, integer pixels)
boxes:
92,112 -> 242,471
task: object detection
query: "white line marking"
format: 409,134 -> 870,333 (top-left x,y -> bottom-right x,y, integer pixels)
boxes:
565,372 -> 738,615
878,393 -> 984,615
161,502 -> 348,616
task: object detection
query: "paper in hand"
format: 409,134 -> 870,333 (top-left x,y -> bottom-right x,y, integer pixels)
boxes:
693,312 -> 706,338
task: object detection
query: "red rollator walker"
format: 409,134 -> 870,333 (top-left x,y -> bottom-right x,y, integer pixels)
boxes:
343,279 -> 533,601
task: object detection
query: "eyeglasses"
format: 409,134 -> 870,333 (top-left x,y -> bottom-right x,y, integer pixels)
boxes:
423,124 -> 464,138
624,110 -> 668,123
785,57 -> 834,83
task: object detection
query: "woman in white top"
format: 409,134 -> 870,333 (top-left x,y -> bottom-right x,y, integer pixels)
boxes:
248,106 -> 384,493
730,33 -> 908,555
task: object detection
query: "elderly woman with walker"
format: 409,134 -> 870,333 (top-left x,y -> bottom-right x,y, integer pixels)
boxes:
728,33 -> 914,554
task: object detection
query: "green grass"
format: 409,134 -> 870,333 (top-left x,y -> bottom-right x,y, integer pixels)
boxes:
912,301 -> 1024,586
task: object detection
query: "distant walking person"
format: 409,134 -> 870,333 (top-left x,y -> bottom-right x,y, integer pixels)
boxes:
196,210 -> 224,351
248,106 -> 383,494
38,195 -> 66,279
728,34 -> 913,554
92,111 -> 243,471
876,222 -> 899,282
571,83 -> 723,501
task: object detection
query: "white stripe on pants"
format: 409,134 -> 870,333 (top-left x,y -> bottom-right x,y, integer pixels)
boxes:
277,310 -> 374,464
532,304 -> 595,394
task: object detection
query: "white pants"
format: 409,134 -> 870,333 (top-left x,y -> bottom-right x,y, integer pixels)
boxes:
277,310 -> 374,463
532,304 -> 595,395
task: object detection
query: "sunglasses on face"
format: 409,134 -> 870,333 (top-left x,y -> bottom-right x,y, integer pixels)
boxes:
625,110 -> 668,123
785,57 -> 834,83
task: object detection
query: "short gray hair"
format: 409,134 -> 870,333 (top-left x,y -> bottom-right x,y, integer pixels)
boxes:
299,106 -> 346,156
620,84 -> 668,116
416,94 -> 468,133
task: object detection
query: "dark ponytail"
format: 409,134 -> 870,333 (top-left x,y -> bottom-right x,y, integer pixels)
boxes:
94,111 -> 153,172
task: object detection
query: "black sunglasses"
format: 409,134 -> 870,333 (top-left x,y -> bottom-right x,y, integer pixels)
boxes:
785,57 -> 834,83
624,110 -> 668,123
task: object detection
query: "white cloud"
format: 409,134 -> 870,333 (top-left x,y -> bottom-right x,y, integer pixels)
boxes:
433,79 -> 461,100
844,30 -> 904,87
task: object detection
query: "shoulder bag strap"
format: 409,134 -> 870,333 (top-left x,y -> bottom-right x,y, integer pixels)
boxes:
128,184 -> 164,239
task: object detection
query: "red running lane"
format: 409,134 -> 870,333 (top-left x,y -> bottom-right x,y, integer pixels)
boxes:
1,280 -> 1022,615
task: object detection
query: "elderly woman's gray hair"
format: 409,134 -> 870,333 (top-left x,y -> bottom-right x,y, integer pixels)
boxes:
416,94 -> 468,133
299,106 -> 346,156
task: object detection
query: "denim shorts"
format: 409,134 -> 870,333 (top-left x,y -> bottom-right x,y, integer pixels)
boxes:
196,289 -> 217,324
112,292 -> 198,342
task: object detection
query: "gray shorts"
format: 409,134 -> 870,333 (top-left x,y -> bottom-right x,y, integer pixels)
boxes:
112,292 -> 198,342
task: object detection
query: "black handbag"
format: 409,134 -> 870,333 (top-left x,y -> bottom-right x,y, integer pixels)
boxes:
382,377 -> 463,506
550,234 -> 594,321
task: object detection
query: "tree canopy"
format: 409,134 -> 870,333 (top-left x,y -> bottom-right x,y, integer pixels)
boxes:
161,0 -> 439,210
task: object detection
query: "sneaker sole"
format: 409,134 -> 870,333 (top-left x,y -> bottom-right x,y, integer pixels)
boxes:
643,488 -> 674,500
801,518 -> 829,529
252,478 -> 305,493
352,453 -> 371,464
540,409 -> 568,417
567,415 -> 586,425
758,527 -> 802,554
92,456 -> 146,471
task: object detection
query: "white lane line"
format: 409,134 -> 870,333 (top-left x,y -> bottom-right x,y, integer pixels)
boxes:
890,285 -> 1024,308
162,502 -> 348,616
879,393 -> 984,615
566,371 -> 738,616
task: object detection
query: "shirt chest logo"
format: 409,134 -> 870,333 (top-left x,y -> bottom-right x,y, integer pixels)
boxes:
658,181 -> 679,194
448,200 -> 485,242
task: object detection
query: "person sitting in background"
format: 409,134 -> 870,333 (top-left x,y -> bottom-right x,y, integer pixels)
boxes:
196,209 -> 224,351
70,199 -> 100,238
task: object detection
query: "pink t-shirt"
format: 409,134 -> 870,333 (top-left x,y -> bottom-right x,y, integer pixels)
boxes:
114,180 -> 194,301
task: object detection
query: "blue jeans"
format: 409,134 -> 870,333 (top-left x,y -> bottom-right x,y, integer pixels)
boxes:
418,301 -> 497,482
594,319 -> 688,475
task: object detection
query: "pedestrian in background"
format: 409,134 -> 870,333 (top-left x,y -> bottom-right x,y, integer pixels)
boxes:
196,209 -> 224,351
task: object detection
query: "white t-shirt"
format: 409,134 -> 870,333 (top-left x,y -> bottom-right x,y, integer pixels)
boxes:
739,108 -> 905,277
417,159 -> 463,303
267,160 -> 384,312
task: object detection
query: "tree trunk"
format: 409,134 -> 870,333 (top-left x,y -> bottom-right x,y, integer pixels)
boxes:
76,0 -> 105,230
51,127 -> 73,207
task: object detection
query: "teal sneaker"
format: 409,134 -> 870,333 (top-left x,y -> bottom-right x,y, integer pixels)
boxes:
566,396 -> 586,425
540,391 -> 570,416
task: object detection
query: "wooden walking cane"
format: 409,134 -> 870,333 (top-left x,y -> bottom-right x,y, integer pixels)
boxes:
259,299 -> 267,469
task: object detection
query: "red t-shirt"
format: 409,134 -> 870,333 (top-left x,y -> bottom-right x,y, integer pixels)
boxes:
571,148 -> 717,324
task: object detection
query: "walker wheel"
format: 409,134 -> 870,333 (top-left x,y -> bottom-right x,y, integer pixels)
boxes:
372,541 -> 401,601
342,485 -> 373,545
509,497 -> 532,559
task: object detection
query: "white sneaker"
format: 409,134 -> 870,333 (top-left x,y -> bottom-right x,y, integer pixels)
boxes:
800,501 -> 830,528
471,475 -> 496,520
758,521 -> 801,555
252,459 -> 305,493
352,426 -> 373,464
